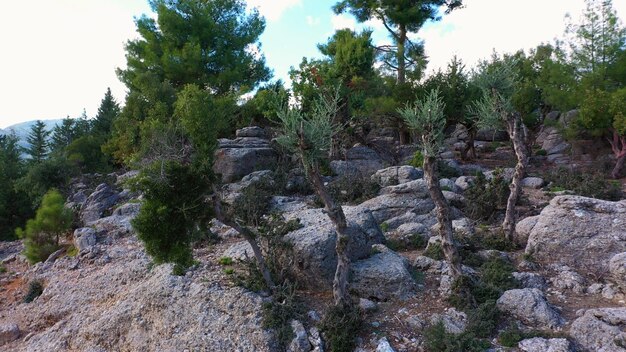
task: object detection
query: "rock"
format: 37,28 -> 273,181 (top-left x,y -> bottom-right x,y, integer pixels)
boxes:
570,308 -> 626,351
359,180 -> 434,223
439,178 -> 458,193
537,127 -> 571,158
308,327 -> 323,352
376,337 -> 395,352
331,146 -> 385,178
458,164 -> 486,175
587,283 -> 605,295
286,168 -> 311,194
496,288 -> 563,329
221,170 -> 274,206
73,228 -> 97,252
609,252 -> 626,292
429,308 -> 467,334
359,298 -> 377,312
80,183 -> 120,224
452,218 -> 474,236
441,159 -> 462,177
371,166 -> 423,187
525,196 -> 626,280
513,272 -> 547,291
442,191 -> 465,208
350,245 -> 416,301
454,176 -> 475,191
484,168 -> 515,182
282,206 -> 384,289
393,222 -> 427,237
549,265 -> 586,294
544,111 -> 561,122
270,196 -> 311,214
515,216 -> 540,245
518,337 -> 571,352
213,130 -> 278,183
90,202 -> 140,239
223,241 -> 254,262
476,128 -> 509,141
521,177 -> 544,189
0,323 -> 20,345
439,151 -> 455,159
559,110 -> 578,128
287,320 -> 311,352
236,126 -> 266,138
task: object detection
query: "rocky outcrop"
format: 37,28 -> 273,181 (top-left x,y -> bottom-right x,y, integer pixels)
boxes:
496,288 -> 563,329
330,146 -> 385,177
221,170 -> 274,206
609,252 -> 626,292
570,308 -> 626,351
90,202 -> 141,239
0,323 -> 20,346
521,177 -> 544,189
73,227 -> 96,252
524,196 -> 626,279
518,337 -> 571,352
80,183 -> 120,224
371,166 -> 422,187
350,245 -> 416,301
536,127 -> 570,164
358,180 -> 434,223
282,206 -> 384,289
213,127 -> 278,183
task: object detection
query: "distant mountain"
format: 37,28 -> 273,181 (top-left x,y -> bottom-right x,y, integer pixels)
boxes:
3,119 -> 64,149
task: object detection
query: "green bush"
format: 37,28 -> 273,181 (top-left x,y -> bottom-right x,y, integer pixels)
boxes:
408,150 -> 424,168
464,171 -> 510,222
16,189 -> 73,264
23,280 -> 44,303
535,149 -> 547,156
386,233 -> 428,252
544,167 -> 623,200
424,242 -> 444,260
261,282 -> 303,350
0,264 -> 6,273
320,304 -> 363,352
437,160 -> 462,178
423,321 -> 491,352
326,172 -> 380,205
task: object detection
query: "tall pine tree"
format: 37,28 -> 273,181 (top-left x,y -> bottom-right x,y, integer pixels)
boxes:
25,120 -> 51,163
92,88 -> 120,137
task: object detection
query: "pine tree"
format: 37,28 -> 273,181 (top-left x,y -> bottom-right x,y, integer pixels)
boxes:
50,117 -> 77,152
92,88 -> 120,137
25,120 -> 51,163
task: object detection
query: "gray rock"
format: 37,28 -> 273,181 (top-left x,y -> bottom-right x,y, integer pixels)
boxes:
350,245 -> 416,301
439,178 -> 458,193
544,111 -> 561,122
525,196 -> 626,280
359,180 -> 434,223
80,183 -> 120,224
331,146 -> 385,177
376,337 -> 395,352
371,166 -> 423,187
570,308 -> 626,351
484,168 -> 515,182
223,241 -> 254,262
236,126 -> 266,138
521,177 -> 544,189
496,288 -> 563,329
0,323 -> 20,345
359,298 -> 377,312
518,337 -> 571,352
559,110 -> 578,128
609,252 -> 626,292
537,126 -> 571,158
308,327 -> 323,352
430,308 -> 467,334
513,272 -> 547,291
476,128 -> 509,141
221,170 -> 274,206
213,135 -> 278,183
549,265 -> 586,294
515,216 -> 540,245
454,176 -> 475,191
287,320 -> 311,352
282,206 -> 384,289
90,202 -> 139,239
74,228 -> 97,252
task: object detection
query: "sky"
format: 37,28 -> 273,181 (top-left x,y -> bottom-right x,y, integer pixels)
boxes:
1,0 -> 625,128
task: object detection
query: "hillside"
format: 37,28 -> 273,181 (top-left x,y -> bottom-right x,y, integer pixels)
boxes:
2,120 -> 63,148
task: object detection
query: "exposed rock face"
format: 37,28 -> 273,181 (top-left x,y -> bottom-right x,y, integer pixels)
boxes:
549,265 -> 586,294
518,337 -> 571,352
524,196 -> 626,279
1,238 -> 277,352
73,228 -> 96,252
350,245 -> 416,301
331,146 -> 385,178
213,127 -> 278,183
221,170 -> 274,206
496,288 -> 563,329
475,128 -> 509,142
359,180 -> 434,224
80,183 -> 119,224
513,272 -> 547,291
521,177 -> 544,189
429,308 -> 467,334
282,206 -> 384,289
0,323 -> 20,346
371,166 -> 423,187
536,127 -> 570,164
223,241 -> 254,261
90,202 -> 141,239
287,320 -> 311,352
609,252 -> 626,292
376,337 -> 396,352
570,308 -> 626,352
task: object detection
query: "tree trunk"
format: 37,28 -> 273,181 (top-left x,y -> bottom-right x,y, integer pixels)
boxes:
306,165 -> 351,308
397,25 -> 407,85
502,113 -> 529,241
612,154 -> 626,179
212,191 -> 276,291
461,127 -> 477,160
608,131 -> 626,179
423,156 -> 463,279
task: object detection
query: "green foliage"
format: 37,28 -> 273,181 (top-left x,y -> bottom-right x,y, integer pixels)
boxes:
0,133 -> 31,240
398,88 -> 446,157
218,257 -> 233,266
25,120 -> 51,163
535,149 -> 547,156
92,87 -> 121,137
15,156 -> 78,209
436,160 -> 461,179
65,135 -> 111,173
320,304 -> 363,352
23,280 -> 44,303
386,233 -> 427,252
470,55 -> 518,130
262,282 -> 303,350
423,320 -> 492,352
131,161 -> 212,274
326,172 -> 380,205
16,189 -> 73,264
544,167 -> 623,200
424,243 -> 444,260
0,264 -> 6,273
50,116 -> 89,153
408,150 -> 424,168
464,171 -> 510,222
66,245 -> 78,257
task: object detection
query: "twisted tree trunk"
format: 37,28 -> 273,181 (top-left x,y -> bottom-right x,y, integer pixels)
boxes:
608,131 -> 626,179
502,113 -> 529,241
423,156 -> 463,279
461,126 -> 477,160
306,165 -> 351,307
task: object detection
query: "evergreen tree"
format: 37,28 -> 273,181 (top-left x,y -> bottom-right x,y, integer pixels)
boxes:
25,120 -> 51,163
92,87 -> 120,137
50,117 -> 78,152
0,133 -> 31,240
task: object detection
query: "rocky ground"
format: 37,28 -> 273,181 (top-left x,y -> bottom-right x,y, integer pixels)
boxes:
1,124 -> 626,352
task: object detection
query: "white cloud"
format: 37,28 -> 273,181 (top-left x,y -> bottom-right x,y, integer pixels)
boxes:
306,16 -> 321,26
331,14 -> 356,30
246,0 -> 302,22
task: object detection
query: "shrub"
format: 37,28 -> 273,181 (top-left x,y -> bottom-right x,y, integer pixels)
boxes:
16,189 -> 73,264
262,282 -> 303,350
386,233 -> 428,252
218,257 -> 233,266
0,264 -> 6,273
23,280 -> 44,303
320,304 -> 363,352
424,242 -> 444,260
423,321 -> 491,352
464,171 -> 510,222
408,150 -> 424,168
535,149 -> 547,156
544,167 -> 623,200
437,159 -> 462,178
326,172 -> 380,205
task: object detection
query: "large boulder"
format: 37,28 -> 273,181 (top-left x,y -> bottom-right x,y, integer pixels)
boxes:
221,170 -> 274,206
358,179 -> 434,223
80,183 -> 120,224
282,206 -> 384,289
609,252 -> 626,292
90,202 -> 141,239
475,128 -> 508,142
570,308 -> 626,351
350,245 -> 416,301
73,228 -> 97,252
518,337 -> 571,352
371,166 -> 423,187
496,288 -> 563,329
213,127 -> 278,183
524,196 -> 626,279
330,146 -> 385,177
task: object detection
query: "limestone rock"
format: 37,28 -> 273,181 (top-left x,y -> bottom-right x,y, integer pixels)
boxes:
518,337 -> 571,352
236,126 -> 266,138
376,337 -> 395,352
496,288 -> 563,329
287,320 -> 311,352
359,180 -> 434,223
73,227 -> 97,252
223,241 -> 254,262
521,177 -> 544,189
0,323 -> 20,345
513,272 -> 547,291
331,146 -> 385,178
213,129 -> 278,183
371,166 -> 423,187
80,183 -> 120,224
570,308 -> 626,351
515,215 -> 539,245
429,308 -> 467,334
609,252 -> 626,292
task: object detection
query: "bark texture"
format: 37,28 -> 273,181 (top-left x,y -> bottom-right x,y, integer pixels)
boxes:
503,113 -> 529,241
608,131 -> 626,179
